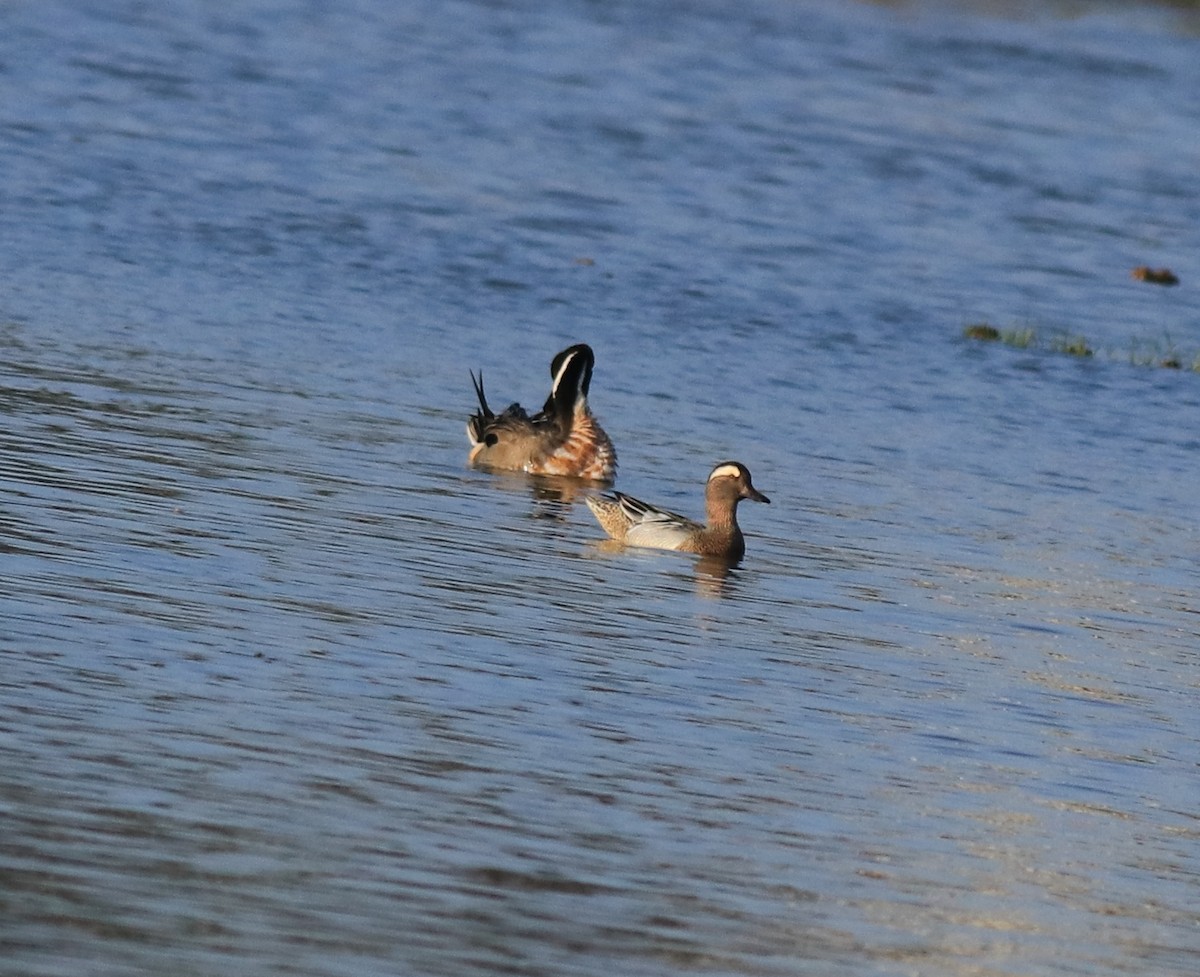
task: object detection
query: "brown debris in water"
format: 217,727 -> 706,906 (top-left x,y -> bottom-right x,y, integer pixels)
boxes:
1131,266 -> 1179,286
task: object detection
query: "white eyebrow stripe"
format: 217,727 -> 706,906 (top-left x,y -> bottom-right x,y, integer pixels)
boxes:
709,464 -> 743,481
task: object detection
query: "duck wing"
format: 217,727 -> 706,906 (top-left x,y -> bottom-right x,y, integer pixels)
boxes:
615,492 -> 702,550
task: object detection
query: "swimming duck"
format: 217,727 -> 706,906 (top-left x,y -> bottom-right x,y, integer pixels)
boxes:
467,343 -> 617,481
585,461 -> 770,560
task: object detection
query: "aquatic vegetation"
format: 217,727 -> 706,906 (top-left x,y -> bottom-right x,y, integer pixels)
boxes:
1047,334 -> 1093,358
963,323 -> 1000,341
962,322 -> 1036,350
964,322 -> 1200,371
1126,334 -> 1200,371
1003,327 -> 1038,350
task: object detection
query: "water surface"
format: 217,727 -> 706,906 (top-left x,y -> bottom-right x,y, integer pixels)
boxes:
2,1 -> 1199,975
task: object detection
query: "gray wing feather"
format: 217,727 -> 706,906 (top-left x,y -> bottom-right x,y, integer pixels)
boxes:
614,492 -> 701,550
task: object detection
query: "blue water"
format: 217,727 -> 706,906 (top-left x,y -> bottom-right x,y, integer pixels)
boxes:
2,1 -> 1199,975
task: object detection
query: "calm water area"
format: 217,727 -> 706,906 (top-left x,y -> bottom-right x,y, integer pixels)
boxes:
2,1 -> 1198,974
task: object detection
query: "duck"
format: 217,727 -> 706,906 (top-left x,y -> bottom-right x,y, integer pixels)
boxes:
585,461 -> 770,560
467,343 -> 617,481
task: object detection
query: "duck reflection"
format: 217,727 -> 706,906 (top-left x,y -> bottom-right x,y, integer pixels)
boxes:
692,554 -> 742,598
471,469 -> 601,521
583,540 -> 744,598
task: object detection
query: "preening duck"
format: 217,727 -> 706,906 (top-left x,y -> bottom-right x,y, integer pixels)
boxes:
466,343 -> 617,482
